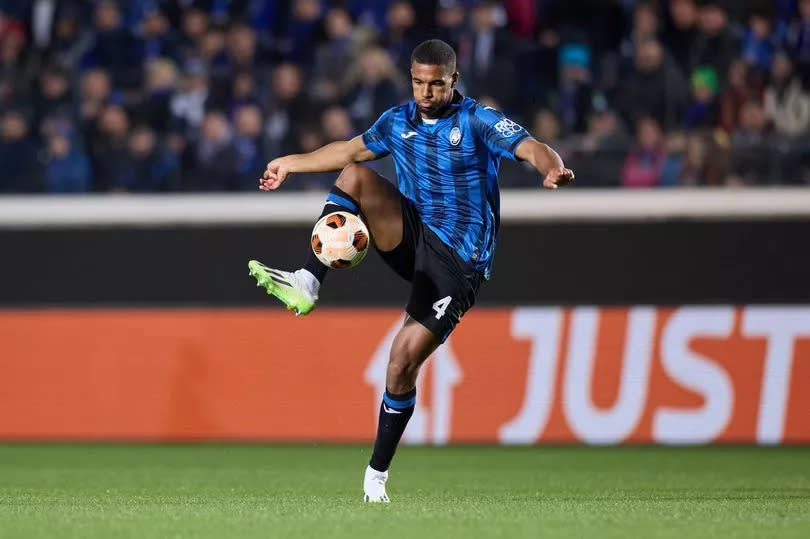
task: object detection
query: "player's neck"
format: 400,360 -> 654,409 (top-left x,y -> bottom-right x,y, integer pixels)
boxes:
418,90 -> 462,121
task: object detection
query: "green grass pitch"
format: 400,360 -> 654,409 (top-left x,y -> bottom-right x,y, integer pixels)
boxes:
1,445 -> 808,538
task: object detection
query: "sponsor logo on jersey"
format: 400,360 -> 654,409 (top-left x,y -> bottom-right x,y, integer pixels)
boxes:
493,118 -> 522,138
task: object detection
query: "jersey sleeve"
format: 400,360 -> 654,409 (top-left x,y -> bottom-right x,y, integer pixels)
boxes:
470,105 -> 531,161
361,107 -> 395,157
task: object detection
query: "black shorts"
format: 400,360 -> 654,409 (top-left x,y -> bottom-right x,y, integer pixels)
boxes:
376,196 -> 484,343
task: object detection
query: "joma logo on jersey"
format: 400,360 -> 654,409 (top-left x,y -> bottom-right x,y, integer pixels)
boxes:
493,118 -> 522,138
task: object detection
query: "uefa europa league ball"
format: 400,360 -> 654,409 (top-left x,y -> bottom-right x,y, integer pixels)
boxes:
311,211 -> 370,268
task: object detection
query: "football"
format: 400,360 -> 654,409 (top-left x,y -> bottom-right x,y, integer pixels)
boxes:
311,211 -> 370,269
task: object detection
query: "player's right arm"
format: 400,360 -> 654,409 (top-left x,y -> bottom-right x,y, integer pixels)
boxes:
259,136 -> 377,191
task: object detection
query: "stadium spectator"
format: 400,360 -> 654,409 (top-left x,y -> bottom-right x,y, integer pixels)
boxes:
729,99 -> 772,184
78,68 -> 116,140
741,8 -> 779,76
622,116 -> 668,188
41,7 -> 94,70
616,38 -> 688,131
179,7 -> 209,61
321,105 -> 355,143
690,0 -> 740,79
33,64 -> 73,128
224,22 -> 263,77
282,0 -> 324,65
664,0 -> 700,75
43,133 -> 91,193
532,109 -> 563,153
84,0 -> 142,89
0,109 -> 41,192
502,0 -> 538,40
291,121 -> 335,190
233,104 -> 265,189
555,43 -> 594,134
89,104 -> 130,191
189,110 -> 240,190
0,74 -> 22,116
138,58 -> 179,134
120,125 -> 180,192
683,66 -> 720,129
264,62 -> 308,161
384,0 -> 422,71
573,105 -> 630,188
718,59 -> 764,133
344,47 -> 404,130
0,15 -> 32,87
786,0 -> 810,85
456,1 -> 516,108
170,59 -> 209,139
227,70 -> 260,117
619,1 -> 661,72
764,52 -> 810,138
312,7 -> 358,103
436,0 -> 467,52
139,7 -> 182,64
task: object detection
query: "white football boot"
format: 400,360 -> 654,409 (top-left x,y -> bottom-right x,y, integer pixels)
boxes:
363,465 -> 390,503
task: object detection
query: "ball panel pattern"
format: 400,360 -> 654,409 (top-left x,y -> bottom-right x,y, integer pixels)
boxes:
353,230 -> 368,250
311,235 -> 322,254
325,213 -> 346,228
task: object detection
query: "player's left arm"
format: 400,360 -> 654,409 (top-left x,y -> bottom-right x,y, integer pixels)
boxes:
471,105 -> 573,189
515,138 -> 575,190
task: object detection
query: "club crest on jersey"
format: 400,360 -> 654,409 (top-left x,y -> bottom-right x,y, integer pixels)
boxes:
449,126 -> 462,146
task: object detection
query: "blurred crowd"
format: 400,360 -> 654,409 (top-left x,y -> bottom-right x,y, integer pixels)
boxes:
0,0 -> 808,193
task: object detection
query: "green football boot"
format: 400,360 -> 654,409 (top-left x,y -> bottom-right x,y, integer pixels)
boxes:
248,260 -> 317,315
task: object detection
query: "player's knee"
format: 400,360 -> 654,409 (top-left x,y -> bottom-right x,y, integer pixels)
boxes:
387,349 -> 419,388
336,163 -> 370,198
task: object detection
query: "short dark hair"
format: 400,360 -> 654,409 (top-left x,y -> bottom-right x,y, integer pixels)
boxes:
411,39 -> 456,70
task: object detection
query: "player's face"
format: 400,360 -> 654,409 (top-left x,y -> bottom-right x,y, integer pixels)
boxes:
410,62 -> 458,118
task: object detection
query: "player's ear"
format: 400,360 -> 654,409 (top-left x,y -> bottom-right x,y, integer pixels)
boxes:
451,71 -> 459,88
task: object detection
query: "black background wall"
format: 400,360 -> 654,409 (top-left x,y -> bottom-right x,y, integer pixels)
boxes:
2,219 -> 808,306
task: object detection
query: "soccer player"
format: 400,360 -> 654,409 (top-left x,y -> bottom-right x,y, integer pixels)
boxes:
249,39 -> 573,502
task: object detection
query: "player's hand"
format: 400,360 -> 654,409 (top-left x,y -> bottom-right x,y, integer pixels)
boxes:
543,167 -> 575,189
259,157 -> 293,191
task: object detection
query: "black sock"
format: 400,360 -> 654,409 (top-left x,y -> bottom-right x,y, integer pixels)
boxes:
369,388 -> 416,472
302,186 -> 361,284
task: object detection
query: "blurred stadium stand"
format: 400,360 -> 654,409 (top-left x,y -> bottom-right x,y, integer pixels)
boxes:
0,0 -> 808,194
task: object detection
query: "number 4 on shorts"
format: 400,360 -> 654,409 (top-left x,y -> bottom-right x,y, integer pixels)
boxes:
432,296 -> 452,319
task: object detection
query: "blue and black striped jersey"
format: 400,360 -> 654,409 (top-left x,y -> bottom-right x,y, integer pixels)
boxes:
362,94 -> 530,279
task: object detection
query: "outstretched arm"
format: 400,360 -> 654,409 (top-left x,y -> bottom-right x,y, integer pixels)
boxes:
259,135 -> 378,191
515,138 -> 575,189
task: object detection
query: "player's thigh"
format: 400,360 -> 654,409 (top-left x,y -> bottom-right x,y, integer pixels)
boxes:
335,164 -> 402,252
406,231 -> 484,343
